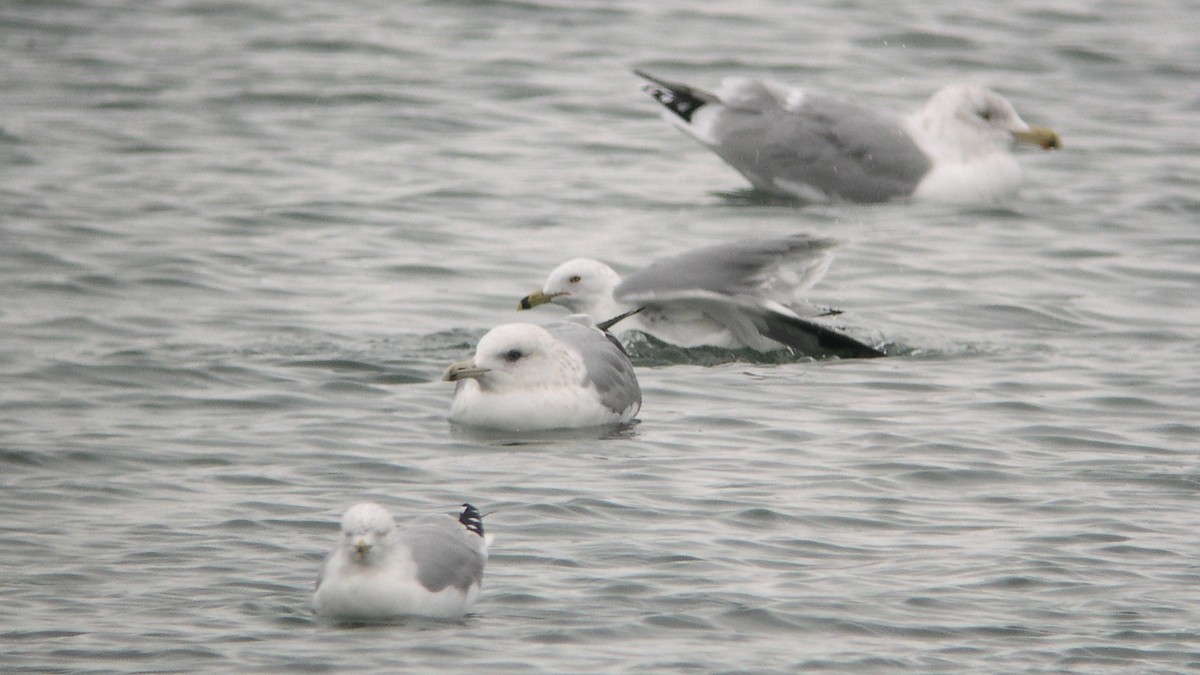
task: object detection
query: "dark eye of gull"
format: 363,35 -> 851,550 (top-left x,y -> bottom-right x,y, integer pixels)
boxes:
504,349 -> 523,362
979,108 -> 994,122
569,275 -> 582,284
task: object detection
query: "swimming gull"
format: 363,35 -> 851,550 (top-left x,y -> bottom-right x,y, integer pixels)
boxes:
313,502 -> 490,622
443,319 -> 642,430
518,234 -> 885,359
635,70 -> 1060,203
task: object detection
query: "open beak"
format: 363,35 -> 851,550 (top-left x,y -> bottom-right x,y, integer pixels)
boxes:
443,360 -> 491,382
1013,125 -> 1061,150
518,289 -> 558,310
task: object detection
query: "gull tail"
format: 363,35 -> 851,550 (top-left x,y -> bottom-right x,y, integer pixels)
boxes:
459,503 -> 485,538
762,313 -> 886,359
634,69 -> 717,124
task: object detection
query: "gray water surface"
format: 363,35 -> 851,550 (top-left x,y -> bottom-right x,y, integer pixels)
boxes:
3,0 -> 1200,672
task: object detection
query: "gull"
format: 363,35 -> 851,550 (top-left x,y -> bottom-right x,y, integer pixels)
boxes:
313,502 -> 490,622
635,69 -> 1059,203
518,234 -> 885,359
443,318 -> 642,431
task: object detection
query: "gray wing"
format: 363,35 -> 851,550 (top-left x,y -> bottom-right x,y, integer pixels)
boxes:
545,322 -> 641,415
613,235 -> 884,358
709,91 -> 932,202
615,234 -> 836,303
640,293 -> 884,359
399,516 -> 486,593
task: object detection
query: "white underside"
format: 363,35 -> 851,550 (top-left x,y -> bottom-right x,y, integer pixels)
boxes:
771,178 -> 836,203
314,557 -> 480,621
911,153 -> 1022,203
449,380 -> 635,431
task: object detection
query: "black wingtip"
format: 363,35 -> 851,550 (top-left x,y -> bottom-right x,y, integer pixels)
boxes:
632,68 -> 664,87
632,69 -> 713,123
803,317 -> 887,358
821,333 -> 887,359
596,306 -> 644,333
764,313 -> 887,359
459,503 -> 484,537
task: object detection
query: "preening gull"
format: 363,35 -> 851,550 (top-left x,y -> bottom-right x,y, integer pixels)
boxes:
635,70 -> 1060,203
518,234 -> 885,359
313,502 -> 490,622
443,319 -> 642,431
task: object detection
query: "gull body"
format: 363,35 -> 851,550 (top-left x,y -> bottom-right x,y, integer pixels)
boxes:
443,320 -> 641,431
519,235 -> 884,359
636,70 -> 1059,203
314,503 -> 490,622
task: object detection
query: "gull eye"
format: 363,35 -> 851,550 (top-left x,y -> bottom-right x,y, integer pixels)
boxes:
569,275 -> 582,284
504,349 -> 523,362
979,109 -> 994,122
